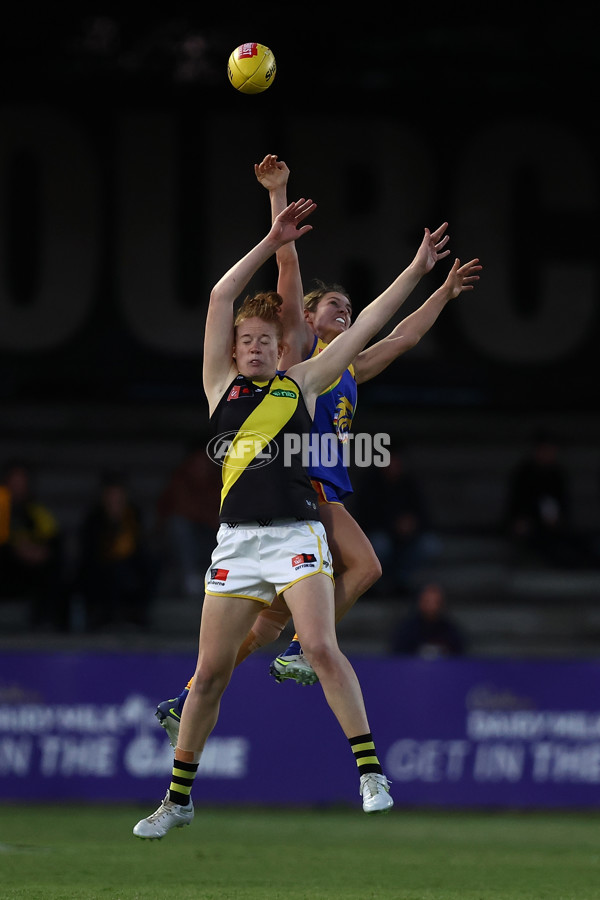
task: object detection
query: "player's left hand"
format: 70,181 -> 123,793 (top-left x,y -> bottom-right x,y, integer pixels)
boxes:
444,257 -> 482,298
414,222 -> 451,274
255,154 -> 290,191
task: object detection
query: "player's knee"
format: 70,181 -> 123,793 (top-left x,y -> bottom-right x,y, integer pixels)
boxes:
334,546 -> 381,591
252,608 -> 290,647
364,554 -> 382,589
301,638 -> 338,672
190,666 -> 228,702
351,551 -> 382,594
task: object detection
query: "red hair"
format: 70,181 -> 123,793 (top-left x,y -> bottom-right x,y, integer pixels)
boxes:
234,291 -> 283,341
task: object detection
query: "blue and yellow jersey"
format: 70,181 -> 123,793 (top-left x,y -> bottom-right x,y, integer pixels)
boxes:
307,335 -> 357,496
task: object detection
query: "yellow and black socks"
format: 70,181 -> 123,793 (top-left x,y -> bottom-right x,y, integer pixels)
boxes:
349,733 -> 383,776
168,758 -> 198,806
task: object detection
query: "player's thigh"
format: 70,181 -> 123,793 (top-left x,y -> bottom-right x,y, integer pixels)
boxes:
283,573 -> 336,649
198,593 -> 262,670
267,591 -> 290,616
319,502 -> 378,575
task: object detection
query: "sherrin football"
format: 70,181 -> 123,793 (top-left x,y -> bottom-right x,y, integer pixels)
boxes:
227,43 -> 276,94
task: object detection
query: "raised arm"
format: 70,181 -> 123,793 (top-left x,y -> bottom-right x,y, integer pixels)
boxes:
353,257 -> 483,384
255,154 -> 314,364
288,223 -> 453,406
202,198 -> 316,414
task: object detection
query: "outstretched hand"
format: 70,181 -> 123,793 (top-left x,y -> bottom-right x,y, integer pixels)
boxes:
444,257 -> 482,299
414,222 -> 451,274
270,198 -> 316,245
255,153 -> 289,191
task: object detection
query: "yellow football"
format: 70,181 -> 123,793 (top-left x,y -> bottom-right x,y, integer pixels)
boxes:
227,43 -> 276,94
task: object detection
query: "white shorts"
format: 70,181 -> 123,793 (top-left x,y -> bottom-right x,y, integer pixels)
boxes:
204,519 -> 333,605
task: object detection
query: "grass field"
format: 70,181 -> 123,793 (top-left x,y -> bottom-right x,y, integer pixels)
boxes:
1,804 -> 599,900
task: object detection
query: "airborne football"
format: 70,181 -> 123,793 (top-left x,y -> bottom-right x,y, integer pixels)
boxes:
227,42 -> 276,94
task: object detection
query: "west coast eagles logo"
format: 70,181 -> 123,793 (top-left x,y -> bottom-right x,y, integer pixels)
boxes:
333,396 -> 354,444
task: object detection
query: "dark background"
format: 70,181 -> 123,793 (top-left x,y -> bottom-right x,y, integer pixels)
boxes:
1,9 -> 598,418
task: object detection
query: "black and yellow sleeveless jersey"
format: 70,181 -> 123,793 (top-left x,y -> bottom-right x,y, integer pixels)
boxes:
209,373 -> 320,524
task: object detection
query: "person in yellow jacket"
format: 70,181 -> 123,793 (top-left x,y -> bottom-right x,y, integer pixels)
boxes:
0,459 -> 67,630
75,469 -> 161,631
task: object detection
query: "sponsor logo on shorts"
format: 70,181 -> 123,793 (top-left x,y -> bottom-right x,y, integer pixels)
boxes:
291,552 -> 317,569
209,567 -> 229,584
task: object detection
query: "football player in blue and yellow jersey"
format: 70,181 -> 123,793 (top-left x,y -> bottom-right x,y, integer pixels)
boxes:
256,155 -> 480,684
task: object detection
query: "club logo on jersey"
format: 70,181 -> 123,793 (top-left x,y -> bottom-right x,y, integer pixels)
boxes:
209,567 -> 229,583
207,430 -> 279,469
291,552 -> 317,569
227,384 -> 255,400
333,396 -> 354,443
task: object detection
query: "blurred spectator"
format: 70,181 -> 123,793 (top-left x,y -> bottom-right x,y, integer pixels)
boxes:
0,459 -> 68,630
156,441 -> 221,598
354,445 -> 442,596
75,469 -> 160,631
504,429 -> 595,569
391,581 -> 467,658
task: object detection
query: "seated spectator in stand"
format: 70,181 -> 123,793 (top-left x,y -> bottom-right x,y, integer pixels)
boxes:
391,581 -> 467,658
75,469 -> 160,631
0,459 -> 68,630
156,441 -> 221,598
354,444 -> 441,596
504,428 -> 594,569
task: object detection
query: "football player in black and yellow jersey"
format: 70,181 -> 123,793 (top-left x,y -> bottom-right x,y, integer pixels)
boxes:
134,194 -> 477,837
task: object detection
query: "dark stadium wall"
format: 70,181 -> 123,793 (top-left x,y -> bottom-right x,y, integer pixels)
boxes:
0,16 -> 597,412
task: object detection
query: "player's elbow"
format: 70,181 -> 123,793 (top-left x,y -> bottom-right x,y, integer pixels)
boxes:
401,330 -> 421,351
209,285 -> 227,307
387,331 -> 419,358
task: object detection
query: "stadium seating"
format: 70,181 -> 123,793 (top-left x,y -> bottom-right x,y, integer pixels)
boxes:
2,403 -> 599,658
